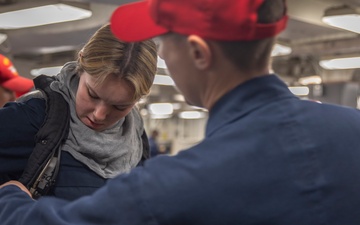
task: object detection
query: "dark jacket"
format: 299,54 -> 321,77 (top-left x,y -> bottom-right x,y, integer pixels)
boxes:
0,93 -> 148,200
0,98 -> 110,200
2,75 -> 360,224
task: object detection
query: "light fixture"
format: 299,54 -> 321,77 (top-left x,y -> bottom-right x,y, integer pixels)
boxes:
148,103 -> 173,115
35,45 -> 76,54
271,44 -> 292,57
0,4 -> 92,29
322,5 -> 360,34
153,75 -> 175,86
288,86 -> 310,96
179,111 -> 206,119
298,76 -> 322,85
157,56 -> 167,69
320,56 -> 360,70
30,66 -> 63,77
0,33 -> 7,45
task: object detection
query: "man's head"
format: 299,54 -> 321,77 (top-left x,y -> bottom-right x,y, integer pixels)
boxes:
110,0 -> 287,108
0,54 -> 34,107
151,129 -> 159,139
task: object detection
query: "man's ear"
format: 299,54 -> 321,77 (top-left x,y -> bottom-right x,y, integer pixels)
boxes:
187,35 -> 212,70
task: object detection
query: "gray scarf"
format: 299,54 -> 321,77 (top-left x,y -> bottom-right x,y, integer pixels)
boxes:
50,62 -> 144,178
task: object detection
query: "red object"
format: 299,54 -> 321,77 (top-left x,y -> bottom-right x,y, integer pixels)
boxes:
0,54 -> 34,97
111,0 -> 288,42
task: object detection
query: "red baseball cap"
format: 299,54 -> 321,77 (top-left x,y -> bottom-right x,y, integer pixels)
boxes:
110,0 -> 288,42
0,54 -> 34,97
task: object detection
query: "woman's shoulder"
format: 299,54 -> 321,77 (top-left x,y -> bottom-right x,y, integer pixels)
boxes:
0,92 -> 46,143
16,90 -> 47,116
2,90 -> 46,117
16,90 -> 45,103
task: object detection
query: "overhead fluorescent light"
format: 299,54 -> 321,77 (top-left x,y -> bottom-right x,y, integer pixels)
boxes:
179,111 -> 206,119
322,5 -> 360,34
298,76 -> 322,85
157,56 -> 167,69
271,44 -> 292,57
148,103 -> 173,115
0,33 -> 7,45
320,57 -> 360,70
0,4 -> 92,29
153,75 -> 175,86
35,45 -> 76,54
30,66 -> 62,76
289,86 -> 309,96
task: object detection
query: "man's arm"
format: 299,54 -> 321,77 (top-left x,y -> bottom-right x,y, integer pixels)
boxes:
0,168 -> 154,225
0,181 -> 31,196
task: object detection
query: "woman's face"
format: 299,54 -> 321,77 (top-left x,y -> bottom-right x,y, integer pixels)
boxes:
76,71 -> 136,132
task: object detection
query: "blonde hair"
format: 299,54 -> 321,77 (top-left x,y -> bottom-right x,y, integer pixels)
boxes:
77,23 -> 157,101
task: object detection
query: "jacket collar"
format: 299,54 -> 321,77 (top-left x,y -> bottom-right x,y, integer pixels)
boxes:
206,74 -> 297,137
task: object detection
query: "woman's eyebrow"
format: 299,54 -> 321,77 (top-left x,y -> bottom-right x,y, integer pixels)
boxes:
86,82 -> 134,106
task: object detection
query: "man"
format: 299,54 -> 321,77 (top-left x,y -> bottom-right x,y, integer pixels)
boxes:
0,54 -> 34,107
149,129 -> 161,157
1,0 -> 360,224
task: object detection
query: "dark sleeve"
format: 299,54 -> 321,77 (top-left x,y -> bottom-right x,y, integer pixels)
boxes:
0,152 -> 198,224
0,99 -> 46,174
0,168 -> 154,225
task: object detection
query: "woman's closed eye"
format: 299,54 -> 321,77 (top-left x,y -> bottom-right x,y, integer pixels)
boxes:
88,89 -> 99,99
114,105 -> 130,111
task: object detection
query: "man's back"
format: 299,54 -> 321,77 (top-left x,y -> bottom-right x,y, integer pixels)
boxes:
129,75 -> 360,224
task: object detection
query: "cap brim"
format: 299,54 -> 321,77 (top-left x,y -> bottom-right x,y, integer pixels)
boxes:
2,76 -> 34,97
110,1 -> 169,42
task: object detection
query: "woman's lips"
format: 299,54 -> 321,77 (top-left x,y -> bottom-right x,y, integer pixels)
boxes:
86,117 -> 104,129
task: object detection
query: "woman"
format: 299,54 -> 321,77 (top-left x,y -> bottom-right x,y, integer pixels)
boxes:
0,23 -> 157,200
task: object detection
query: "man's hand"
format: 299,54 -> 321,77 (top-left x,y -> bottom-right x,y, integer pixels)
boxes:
0,181 -> 32,197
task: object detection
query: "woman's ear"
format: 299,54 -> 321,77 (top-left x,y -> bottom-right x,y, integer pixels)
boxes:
187,35 -> 212,70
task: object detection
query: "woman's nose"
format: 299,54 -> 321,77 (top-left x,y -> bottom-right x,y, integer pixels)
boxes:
93,103 -> 109,121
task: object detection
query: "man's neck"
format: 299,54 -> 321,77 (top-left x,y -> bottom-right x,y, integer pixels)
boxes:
202,67 -> 271,110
